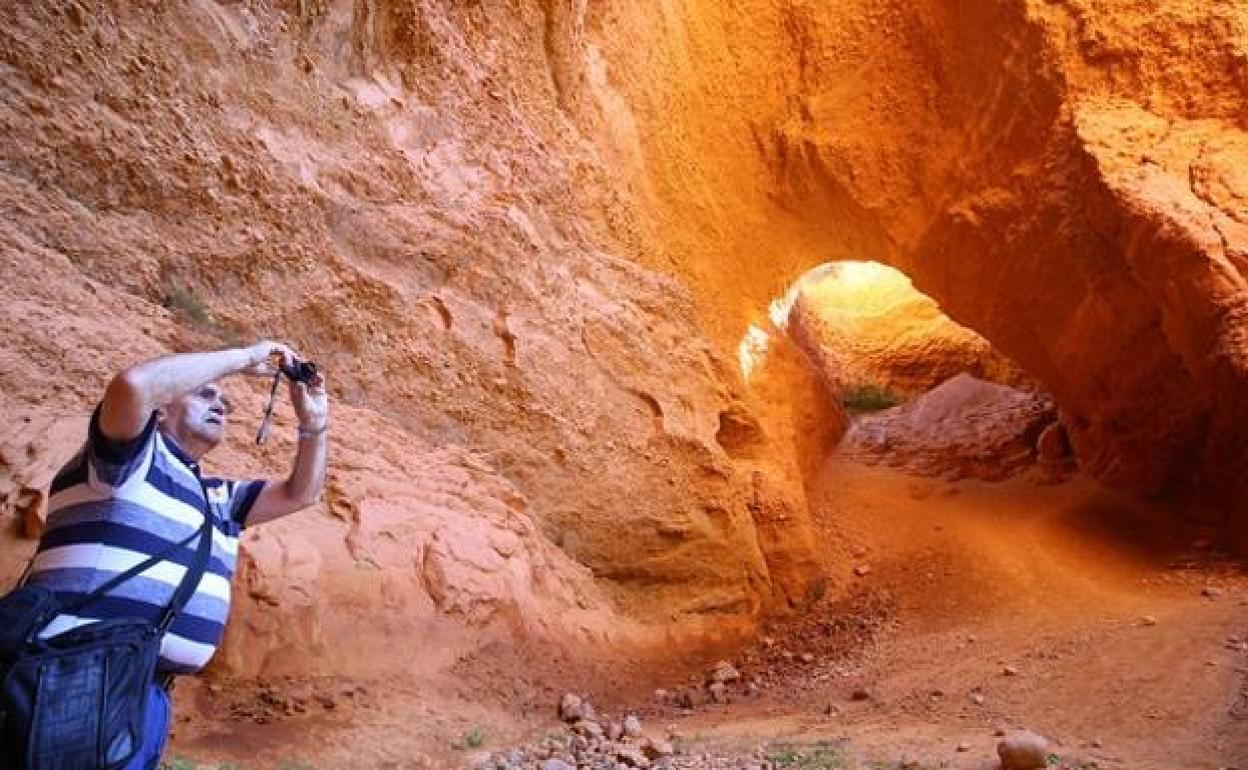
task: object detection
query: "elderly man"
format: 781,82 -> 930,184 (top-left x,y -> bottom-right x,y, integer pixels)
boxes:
22,340 -> 328,768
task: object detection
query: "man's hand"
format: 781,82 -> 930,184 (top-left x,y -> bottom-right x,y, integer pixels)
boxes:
240,340 -> 297,378
290,370 -> 328,432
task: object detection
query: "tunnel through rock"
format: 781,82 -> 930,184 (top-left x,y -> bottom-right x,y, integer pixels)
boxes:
4,1 -> 1248,762
744,260 -> 1065,483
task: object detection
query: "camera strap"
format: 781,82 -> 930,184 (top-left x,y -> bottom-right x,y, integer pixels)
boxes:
255,371 -> 281,445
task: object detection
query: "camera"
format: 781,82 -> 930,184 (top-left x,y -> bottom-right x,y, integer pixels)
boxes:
280,359 -> 318,385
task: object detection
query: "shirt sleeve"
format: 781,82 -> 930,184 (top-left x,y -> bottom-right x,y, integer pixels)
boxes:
86,403 -> 158,489
227,479 -> 266,529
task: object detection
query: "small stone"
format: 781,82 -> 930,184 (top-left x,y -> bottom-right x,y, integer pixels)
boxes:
540,760 -> 574,770
573,720 -> 605,739
623,714 -> 644,739
853,564 -> 871,577
707,682 -> 729,703
708,660 -> 741,684
761,636 -> 776,648
850,689 -> 871,701
615,746 -> 651,768
1141,615 -> 1158,626
558,693 -> 585,723
971,693 -> 986,706
607,722 -> 624,741
997,730 -> 1052,770
1002,665 -> 1020,677
676,688 -> 703,709
800,653 -> 815,664
1091,738 -> 1103,749
642,739 -> 675,759
1203,586 -> 1223,599
653,688 -> 668,702
956,743 -> 971,752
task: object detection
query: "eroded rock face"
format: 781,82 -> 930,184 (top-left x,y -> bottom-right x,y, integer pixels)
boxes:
580,0 -> 1248,531
0,0 -> 827,690
2,0 -> 1248,701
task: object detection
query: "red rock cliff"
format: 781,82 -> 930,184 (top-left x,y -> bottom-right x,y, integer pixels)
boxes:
2,0 -> 1247,687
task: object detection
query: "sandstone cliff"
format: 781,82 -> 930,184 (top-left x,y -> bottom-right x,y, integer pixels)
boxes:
2,0 -> 1247,701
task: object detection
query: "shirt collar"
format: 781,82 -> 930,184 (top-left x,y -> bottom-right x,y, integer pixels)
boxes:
160,431 -> 200,474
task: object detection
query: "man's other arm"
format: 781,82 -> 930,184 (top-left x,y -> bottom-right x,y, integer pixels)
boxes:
246,372 -> 329,525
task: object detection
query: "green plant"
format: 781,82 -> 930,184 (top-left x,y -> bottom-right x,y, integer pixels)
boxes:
453,727 -> 486,750
841,383 -> 901,414
162,283 -> 212,327
159,277 -> 245,347
767,741 -> 846,769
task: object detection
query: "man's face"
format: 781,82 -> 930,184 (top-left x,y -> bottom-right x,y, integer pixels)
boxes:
160,382 -> 232,450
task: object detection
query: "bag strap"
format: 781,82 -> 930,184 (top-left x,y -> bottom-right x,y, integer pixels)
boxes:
156,479 -> 215,632
59,479 -> 216,632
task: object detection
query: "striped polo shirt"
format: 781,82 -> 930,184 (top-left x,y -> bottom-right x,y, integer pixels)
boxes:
26,406 -> 264,673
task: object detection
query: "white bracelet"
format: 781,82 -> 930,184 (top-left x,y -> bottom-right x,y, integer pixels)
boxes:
297,423 -> 328,439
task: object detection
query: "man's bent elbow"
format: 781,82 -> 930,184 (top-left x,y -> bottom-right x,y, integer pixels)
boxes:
99,368 -> 153,440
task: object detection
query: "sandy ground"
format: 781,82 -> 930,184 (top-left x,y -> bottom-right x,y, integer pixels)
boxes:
661,461 -> 1248,769
169,459 -> 1248,769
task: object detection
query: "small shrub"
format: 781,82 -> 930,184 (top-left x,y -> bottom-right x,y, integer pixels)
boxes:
162,283 -> 212,327
767,741 -> 846,769
159,278 -> 245,346
453,727 -> 486,750
841,383 -> 901,414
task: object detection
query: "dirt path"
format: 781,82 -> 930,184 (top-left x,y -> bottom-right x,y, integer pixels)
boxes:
172,461 -> 1248,768
663,462 -> 1248,769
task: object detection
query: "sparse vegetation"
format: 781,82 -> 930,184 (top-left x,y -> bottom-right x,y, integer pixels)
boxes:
159,277 -> 245,346
841,383 -> 902,414
160,759 -> 249,770
767,741 -> 846,769
162,282 -> 212,326
453,726 -> 486,750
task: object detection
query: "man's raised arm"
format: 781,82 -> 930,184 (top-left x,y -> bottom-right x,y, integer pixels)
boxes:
99,341 -> 295,442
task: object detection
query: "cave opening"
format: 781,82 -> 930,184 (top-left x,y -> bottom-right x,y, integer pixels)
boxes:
740,259 -> 1071,481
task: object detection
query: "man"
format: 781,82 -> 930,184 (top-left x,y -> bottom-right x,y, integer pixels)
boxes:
23,341 -> 329,768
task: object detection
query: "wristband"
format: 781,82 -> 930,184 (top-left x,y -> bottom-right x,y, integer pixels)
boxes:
297,423 -> 328,439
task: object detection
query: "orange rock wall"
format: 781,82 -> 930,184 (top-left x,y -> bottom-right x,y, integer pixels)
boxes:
582,0 -> 1248,521
0,0 -> 826,685
3,0 -> 1248,690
